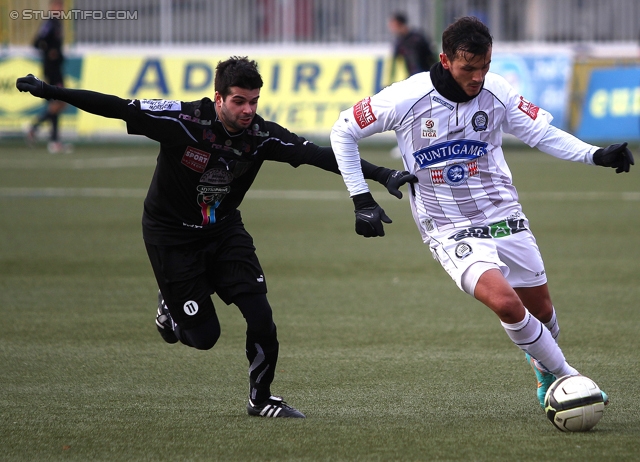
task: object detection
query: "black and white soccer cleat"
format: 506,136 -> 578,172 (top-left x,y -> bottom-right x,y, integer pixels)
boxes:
155,291 -> 178,344
247,396 -> 305,418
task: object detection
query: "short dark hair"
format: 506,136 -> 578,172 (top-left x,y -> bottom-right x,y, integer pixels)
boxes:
442,16 -> 493,61
391,11 -> 408,25
214,56 -> 263,98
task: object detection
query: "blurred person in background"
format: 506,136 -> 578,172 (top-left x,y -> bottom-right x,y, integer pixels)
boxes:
332,16 -> 633,410
26,0 -> 72,154
387,12 -> 437,158
17,57 -> 415,419
388,11 -> 437,82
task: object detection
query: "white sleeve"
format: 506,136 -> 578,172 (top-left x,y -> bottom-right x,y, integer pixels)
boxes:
330,86 -> 402,197
535,125 -> 599,165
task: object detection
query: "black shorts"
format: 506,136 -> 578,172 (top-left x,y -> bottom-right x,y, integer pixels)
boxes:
145,217 -> 266,328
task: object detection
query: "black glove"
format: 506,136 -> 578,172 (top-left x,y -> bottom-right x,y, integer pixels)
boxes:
593,142 -> 634,173
16,74 -> 47,98
385,170 -> 417,199
352,192 -> 391,238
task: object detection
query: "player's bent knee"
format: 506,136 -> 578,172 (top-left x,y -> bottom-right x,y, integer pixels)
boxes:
178,317 -> 221,350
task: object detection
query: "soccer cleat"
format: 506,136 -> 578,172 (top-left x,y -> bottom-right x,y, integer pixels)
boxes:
247,396 -> 306,418
525,353 -> 556,408
155,291 -> 178,344
601,390 -> 609,406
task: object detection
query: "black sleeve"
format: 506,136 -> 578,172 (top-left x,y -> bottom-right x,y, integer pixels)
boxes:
311,146 -> 393,185
261,122 -> 393,185
45,85 -> 129,119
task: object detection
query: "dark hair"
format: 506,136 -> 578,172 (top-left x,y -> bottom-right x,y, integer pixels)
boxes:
442,16 -> 493,61
391,11 -> 408,25
214,56 -> 263,98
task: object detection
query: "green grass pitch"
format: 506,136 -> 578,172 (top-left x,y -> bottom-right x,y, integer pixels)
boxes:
1,140 -> 639,461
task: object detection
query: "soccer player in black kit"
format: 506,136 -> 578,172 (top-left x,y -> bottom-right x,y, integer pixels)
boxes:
16,57 -> 416,418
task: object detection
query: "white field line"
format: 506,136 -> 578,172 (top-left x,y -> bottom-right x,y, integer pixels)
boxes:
0,156 -> 157,169
0,188 -> 639,201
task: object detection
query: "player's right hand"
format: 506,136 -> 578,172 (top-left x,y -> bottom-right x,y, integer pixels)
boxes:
16,74 -> 46,98
352,192 -> 392,237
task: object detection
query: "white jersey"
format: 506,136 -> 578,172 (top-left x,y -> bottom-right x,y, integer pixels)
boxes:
331,71 -> 598,242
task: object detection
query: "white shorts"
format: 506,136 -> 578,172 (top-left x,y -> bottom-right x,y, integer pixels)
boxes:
429,227 -> 548,293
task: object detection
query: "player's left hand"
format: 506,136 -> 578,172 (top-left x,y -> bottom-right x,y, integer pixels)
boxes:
16,74 -> 46,98
385,170 -> 418,199
593,142 -> 634,173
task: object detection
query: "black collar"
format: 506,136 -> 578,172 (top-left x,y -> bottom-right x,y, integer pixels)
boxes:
429,62 -> 481,103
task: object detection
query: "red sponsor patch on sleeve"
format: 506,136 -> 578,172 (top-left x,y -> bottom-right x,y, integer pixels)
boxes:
518,96 -> 539,120
181,146 -> 211,173
353,97 -> 377,129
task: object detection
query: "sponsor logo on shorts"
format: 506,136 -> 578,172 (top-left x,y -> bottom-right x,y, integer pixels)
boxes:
353,97 -> 377,129
140,99 -> 181,111
455,243 -> 473,259
181,146 -> 211,172
183,300 -> 199,316
518,96 -> 539,120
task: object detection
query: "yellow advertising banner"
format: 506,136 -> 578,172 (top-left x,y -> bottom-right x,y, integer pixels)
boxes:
76,53 -> 397,137
1,55 -> 82,133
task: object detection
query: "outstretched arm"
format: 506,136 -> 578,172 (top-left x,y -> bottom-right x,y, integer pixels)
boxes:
16,74 -> 129,119
535,125 -> 634,173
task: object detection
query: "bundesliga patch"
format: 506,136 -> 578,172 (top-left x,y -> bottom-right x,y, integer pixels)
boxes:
518,96 -> 539,120
421,118 -> 438,139
353,97 -> 377,129
181,146 -> 211,173
140,99 -> 182,112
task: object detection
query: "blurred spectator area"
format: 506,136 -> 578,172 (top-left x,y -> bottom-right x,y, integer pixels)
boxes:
2,0 -> 640,46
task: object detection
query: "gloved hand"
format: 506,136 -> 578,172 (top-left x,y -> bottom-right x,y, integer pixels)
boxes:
352,192 -> 391,237
16,74 -> 47,98
385,170 -> 417,199
593,142 -> 634,173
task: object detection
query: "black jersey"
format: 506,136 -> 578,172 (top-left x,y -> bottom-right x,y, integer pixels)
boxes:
41,87 -> 393,246
121,97 -> 390,245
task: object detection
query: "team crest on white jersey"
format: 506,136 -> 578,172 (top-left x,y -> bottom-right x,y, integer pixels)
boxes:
421,118 -> 438,139
472,111 -> 488,132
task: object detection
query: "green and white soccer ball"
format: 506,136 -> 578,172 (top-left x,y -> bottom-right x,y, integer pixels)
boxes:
544,375 -> 605,432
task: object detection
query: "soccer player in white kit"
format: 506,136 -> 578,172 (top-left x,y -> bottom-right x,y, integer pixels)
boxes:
330,16 -> 633,408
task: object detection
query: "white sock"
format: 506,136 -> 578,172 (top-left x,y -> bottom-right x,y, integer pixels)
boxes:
501,308 -> 578,377
544,307 -> 560,340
